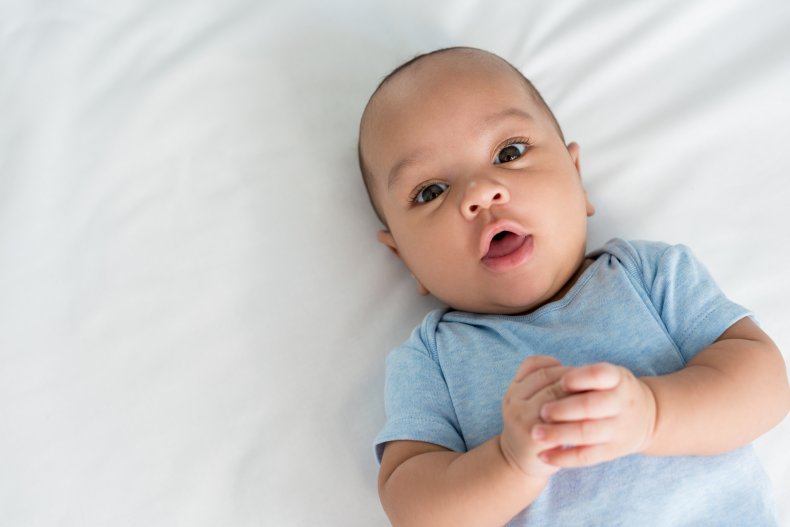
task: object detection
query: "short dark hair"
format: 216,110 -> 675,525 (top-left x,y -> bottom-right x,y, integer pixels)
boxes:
358,46 -> 565,226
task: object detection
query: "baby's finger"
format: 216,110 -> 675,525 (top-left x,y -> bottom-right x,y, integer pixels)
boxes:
540,390 -> 621,422
517,374 -> 570,415
513,355 -> 562,382
539,443 -> 615,468
509,365 -> 569,402
532,418 -> 617,447
560,362 -> 622,393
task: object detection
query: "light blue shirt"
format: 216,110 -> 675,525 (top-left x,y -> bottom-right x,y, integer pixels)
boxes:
375,239 -> 777,526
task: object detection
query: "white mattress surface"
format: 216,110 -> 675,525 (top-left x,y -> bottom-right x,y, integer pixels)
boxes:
1,0 -> 789,525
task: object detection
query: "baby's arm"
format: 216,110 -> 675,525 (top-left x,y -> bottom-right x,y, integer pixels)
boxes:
378,356 -> 567,527
535,317 -> 790,467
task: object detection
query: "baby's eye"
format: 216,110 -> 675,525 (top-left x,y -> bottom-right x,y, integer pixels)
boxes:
413,182 -> 448,204
494,142 -> 528,164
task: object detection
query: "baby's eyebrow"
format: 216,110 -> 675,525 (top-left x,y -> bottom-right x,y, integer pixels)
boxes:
388,150 -> 428,190
477,107 -> 534,133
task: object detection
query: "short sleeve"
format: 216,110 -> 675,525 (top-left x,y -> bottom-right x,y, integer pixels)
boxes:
373,320 -> 465,464
629,241 -> 752,363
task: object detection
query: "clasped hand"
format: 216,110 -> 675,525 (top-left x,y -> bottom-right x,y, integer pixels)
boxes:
500,356 -> 657,480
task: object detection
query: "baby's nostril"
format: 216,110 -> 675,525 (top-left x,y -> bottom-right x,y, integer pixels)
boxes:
493,193 -> 501,200
469,204 -> 478,213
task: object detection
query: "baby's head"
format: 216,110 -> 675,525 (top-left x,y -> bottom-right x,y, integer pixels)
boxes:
358,47 -> 595,314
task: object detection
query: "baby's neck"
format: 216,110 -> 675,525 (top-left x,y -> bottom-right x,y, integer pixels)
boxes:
516,257 -> 594,316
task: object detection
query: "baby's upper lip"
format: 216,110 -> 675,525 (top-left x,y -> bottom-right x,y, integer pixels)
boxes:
479,220 -> 529,259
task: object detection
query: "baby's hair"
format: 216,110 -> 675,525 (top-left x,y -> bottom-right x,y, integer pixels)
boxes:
358,46 -> 565,226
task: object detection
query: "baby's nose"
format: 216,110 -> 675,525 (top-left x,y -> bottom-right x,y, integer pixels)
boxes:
461,179 -> 510,220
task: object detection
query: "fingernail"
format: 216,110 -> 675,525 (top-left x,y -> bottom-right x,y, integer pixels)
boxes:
532,426 -> 545,440
540,405 -> 550,420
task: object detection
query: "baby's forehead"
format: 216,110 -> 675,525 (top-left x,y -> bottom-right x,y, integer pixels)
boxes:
378,52 -> 522,105
364,54 -> 529,136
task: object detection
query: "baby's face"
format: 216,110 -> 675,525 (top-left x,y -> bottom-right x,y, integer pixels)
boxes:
362,53 -> 594,314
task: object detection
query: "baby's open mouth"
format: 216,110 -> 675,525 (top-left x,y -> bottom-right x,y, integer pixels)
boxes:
484,231 -> 528,259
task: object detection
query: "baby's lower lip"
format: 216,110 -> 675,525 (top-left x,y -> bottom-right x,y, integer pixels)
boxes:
481,234 -> 534,272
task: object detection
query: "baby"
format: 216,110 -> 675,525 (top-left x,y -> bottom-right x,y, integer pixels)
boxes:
358,47 -> 790,526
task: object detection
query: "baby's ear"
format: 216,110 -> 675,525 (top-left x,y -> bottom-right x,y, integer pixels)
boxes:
585,192 -> 596,217
567,142 -> 582,174
567,143 -> 596,217
377,229 -> 400,257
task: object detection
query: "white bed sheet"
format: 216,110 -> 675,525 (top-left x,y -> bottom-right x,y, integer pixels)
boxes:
1,0 -> 789,525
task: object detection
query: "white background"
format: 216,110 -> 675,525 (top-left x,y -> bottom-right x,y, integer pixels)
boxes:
1,0 -> 789,525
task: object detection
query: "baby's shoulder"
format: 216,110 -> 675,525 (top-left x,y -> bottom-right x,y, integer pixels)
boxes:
590,238 -> 671,264
591,238 -> 698,277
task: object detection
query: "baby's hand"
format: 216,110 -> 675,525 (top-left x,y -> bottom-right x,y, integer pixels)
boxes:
534,363 -> 657,468
499,356 -> 570,480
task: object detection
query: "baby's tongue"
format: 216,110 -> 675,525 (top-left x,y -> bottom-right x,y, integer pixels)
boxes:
486,232 -> 524,258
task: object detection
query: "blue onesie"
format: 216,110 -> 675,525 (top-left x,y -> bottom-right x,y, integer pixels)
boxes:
375,239 -> 777,526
